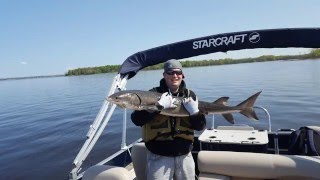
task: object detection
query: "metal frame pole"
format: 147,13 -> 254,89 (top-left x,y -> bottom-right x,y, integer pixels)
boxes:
254,106 -> 271,132
121,108 -> 127,149
69,74 -> 128,180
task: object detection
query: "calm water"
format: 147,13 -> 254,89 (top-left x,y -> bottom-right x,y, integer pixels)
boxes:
0,60 -> 320,179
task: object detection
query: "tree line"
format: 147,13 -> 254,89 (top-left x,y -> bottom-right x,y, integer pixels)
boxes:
65,49 -> 320,76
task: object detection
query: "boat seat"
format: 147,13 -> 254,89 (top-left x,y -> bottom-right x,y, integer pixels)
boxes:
198,151 -> 320,180
131,142 -> 148,180
82,165 -> 132,180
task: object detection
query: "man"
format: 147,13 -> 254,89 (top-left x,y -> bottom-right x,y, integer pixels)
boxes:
131,59 -> 206,180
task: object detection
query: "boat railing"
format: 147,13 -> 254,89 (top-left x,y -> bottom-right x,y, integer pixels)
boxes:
254,106 -> 272,132
69,74 -> 128,180
209,106 -> 272,132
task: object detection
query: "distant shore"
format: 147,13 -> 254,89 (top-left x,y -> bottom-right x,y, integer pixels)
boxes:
65,49 -> 320,76
2,49 -> 320,80
0,74 -> 64,81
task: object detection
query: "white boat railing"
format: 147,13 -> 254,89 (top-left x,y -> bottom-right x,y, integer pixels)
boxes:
210,106 -> 271,132
254,106 -> 272,132
69,74 -> 128,180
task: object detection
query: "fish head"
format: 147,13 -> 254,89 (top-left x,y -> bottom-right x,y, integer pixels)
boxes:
107,91 -> 142,110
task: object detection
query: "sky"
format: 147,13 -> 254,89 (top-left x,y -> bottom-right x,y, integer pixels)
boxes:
0,0 -> 319,78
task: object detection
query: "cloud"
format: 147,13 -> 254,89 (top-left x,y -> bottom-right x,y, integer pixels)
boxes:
20,61 -> 27,65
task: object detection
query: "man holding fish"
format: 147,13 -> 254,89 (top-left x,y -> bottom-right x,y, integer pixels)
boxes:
131,60 -> 206,180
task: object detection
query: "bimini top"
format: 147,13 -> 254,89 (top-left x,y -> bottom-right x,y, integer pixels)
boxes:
118,28 -> 320,79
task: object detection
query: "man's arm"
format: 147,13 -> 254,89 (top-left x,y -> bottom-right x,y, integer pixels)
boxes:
131,110 -> 159,127
189,113 -> 206,131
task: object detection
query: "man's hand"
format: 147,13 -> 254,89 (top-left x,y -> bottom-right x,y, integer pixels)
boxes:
157,92 -> 177,109
182,96 -> 199,115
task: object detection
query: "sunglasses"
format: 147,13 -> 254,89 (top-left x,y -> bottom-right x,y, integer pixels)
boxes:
165,70 -> 183,76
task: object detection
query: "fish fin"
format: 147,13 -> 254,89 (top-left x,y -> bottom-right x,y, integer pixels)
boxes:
237,91 -> 261,108
236,91 -> 262,120
222,113 -> 234,124
240,109 -> 259,120
213,97 -> 229,106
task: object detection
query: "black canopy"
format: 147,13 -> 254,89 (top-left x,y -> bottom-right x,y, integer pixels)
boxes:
119,28 -> 320,79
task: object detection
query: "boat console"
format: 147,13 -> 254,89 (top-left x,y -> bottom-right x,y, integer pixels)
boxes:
198,126 -> 269,153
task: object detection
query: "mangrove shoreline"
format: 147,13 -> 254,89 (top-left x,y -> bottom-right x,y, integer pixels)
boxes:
1,49 -> 320,80
65,49 -> 320,76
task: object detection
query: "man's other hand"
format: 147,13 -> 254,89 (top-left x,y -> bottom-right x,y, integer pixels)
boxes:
182,97 -> 199,115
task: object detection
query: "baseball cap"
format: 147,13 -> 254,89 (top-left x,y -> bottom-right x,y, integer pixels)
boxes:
164,60 -> 183,72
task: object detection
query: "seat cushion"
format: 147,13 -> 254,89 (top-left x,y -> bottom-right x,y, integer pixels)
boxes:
198,151 -> 320,179
82,165 -> 132,180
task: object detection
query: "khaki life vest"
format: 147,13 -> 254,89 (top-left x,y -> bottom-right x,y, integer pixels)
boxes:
142,89 -> 194,142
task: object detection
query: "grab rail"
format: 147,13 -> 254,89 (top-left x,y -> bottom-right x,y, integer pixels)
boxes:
210,106 -> 271,132
254,106 -> 271,132
69,74 -> 128,180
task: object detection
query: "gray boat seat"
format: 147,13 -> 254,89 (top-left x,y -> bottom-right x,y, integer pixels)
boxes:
198,151 -> 320,180
131,142 -> 147,180
82,165 -> 132,180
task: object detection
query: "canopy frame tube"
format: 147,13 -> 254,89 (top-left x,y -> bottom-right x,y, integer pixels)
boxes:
69,74 -> 128,180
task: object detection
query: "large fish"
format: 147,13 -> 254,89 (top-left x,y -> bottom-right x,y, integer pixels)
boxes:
107,90 -> 262,124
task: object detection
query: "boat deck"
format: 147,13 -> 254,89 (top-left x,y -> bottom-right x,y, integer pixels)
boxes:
77,127 -> 301,180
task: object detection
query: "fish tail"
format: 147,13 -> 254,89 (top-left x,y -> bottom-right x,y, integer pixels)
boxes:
236,91 -> 262,120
